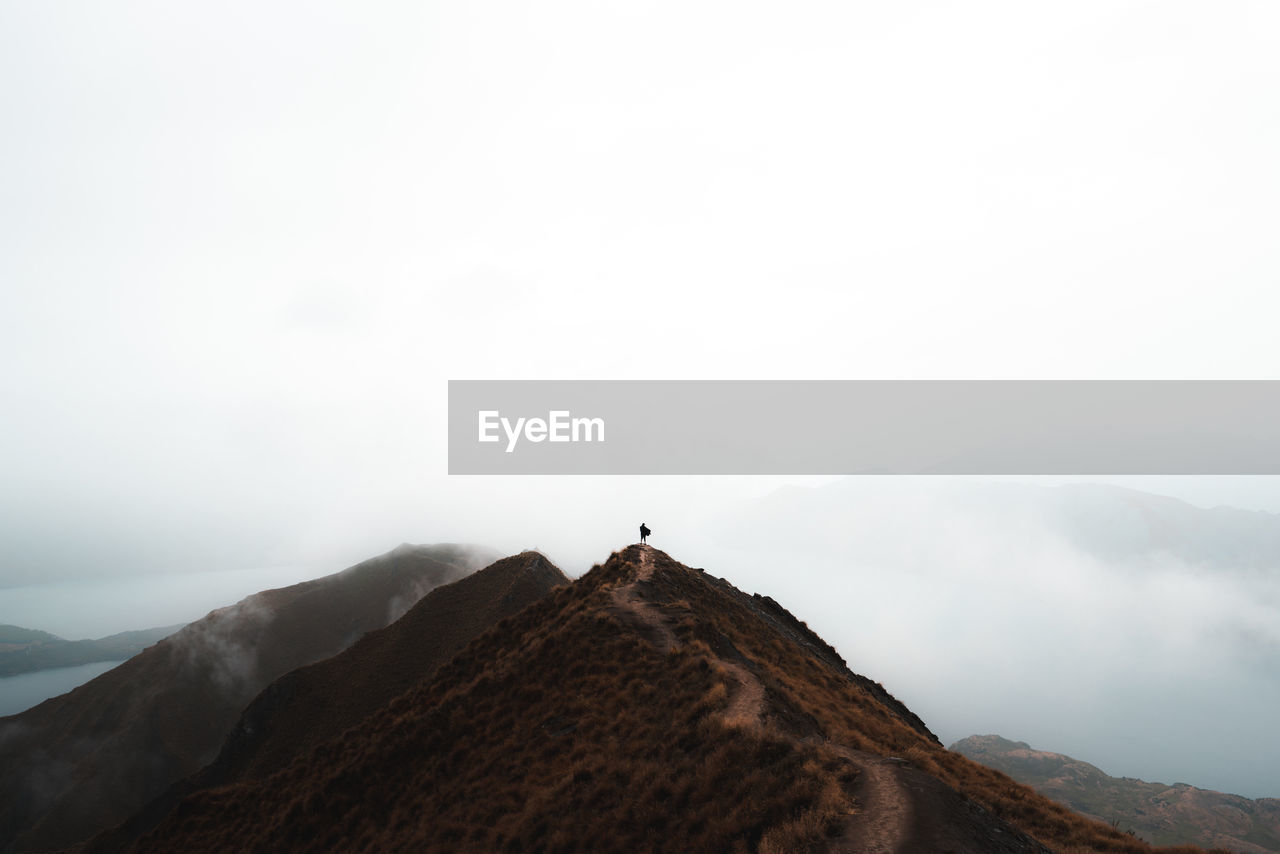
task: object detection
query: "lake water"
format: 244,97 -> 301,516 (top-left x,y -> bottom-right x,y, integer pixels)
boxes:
0,660 -> 124,717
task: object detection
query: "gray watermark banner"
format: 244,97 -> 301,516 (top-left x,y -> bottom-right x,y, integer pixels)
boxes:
448,381 -> 1280,474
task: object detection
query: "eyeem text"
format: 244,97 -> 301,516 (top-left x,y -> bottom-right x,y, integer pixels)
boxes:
477,410 -> 605,453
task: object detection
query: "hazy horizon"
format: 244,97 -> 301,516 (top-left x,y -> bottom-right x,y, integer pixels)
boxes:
5,475 -> 1280,801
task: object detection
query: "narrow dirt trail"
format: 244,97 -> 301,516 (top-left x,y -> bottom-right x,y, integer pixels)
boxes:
609,546 -> 677,654
823,748 -> 912,854
716,660 -> 763,729
611,547 -> 761,726
612,545 -> 911,852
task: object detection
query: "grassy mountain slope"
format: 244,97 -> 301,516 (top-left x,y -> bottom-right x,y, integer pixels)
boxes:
83,551 -> 569,853
119,546 -> 1221,854
215,550 -> 570,783
0,543 -> 491,854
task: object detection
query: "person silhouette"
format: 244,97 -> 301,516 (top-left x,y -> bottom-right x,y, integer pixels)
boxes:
639,522 -> 651,544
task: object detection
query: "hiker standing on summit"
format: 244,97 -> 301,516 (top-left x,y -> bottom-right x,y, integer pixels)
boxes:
639,522 -> 651,544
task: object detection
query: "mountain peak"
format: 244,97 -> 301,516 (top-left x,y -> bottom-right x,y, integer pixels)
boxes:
112,546 -> 1169,854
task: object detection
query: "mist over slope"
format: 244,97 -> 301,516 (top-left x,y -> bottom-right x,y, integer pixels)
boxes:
84,551 -> 569,853
111,546 -> 1214,854
0,543 -> 491,854
953,735 -> 1280,853
214,550 -> 569,784
708,479 -> 1280,799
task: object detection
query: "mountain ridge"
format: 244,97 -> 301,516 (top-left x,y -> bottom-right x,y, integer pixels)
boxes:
0,543 -> 491,854
80,551 -> 569,854
109,545 -> 1216,853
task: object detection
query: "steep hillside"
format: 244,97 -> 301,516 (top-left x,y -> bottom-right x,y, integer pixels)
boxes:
0,543 -> 492,854
214,550 -> 568,783
84,551 -> 568,853
116,546 -> 1221,853
953,735 -> 1280,853
0,625 -> 184,677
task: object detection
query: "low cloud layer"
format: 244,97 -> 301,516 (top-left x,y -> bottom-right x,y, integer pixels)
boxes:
702,479 -> 1280,799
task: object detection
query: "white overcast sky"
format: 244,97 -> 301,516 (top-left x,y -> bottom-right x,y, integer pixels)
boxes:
2,1 -> 1280,591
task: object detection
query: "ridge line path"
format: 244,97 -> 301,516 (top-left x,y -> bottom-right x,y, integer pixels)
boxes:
609,545 -> 678,654
610,545 -> 913,853
824,746 -> 912,854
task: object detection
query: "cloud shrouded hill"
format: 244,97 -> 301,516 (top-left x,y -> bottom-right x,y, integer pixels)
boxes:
0,543 -> 496,854
84,551 -> 570,854
211,550 -> 570,784
953,735 -> 1280,854
105,546 -> 1223,854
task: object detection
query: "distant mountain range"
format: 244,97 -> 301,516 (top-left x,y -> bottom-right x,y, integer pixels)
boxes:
0,624 -> 184,677
0,543 -> 494,854
952,735 -> 1280,853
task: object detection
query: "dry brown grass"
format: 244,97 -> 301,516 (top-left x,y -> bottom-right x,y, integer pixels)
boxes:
127,547 -> 1226,854
641,547 -> 1229,854
132,554 -> 851,853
